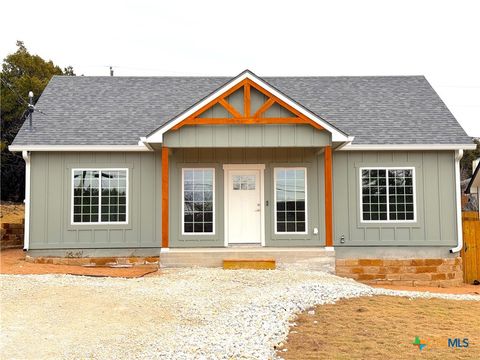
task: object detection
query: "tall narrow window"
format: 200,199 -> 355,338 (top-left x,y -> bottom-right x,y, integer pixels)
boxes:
72,169 -> 128,224
275,168 -> 307,233
361,168 -> 415,222
183,168 -> 214,234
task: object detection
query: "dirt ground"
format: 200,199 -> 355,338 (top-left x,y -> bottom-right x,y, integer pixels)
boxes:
0,202 -> 24,224
277,295 -> 480,359
0,249 -> 158,278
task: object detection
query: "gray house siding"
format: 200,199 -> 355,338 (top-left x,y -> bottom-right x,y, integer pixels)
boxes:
163,125 -> 330,148
333,151 -> 458,247
27,149 -> 458,251
169,148 -> 326,247
29,152 -> 162,250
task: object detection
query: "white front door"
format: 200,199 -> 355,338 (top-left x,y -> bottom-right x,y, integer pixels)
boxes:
226,169 -> 262,244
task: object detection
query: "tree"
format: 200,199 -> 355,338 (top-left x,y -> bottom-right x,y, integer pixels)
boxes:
461,138 -> 480,180
1,41 -> 75,201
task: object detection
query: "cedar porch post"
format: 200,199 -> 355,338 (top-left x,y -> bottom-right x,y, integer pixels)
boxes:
162,146 -> 169,248
324,145 -> 333,247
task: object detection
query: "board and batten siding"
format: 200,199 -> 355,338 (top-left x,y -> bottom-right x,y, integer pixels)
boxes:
29,152 -> 162,249
333,151 -> 458,246
169,148 -> 326,247
163,124 -> 330,148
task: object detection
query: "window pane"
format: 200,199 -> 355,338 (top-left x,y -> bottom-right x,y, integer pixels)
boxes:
72,170 -> 100,223
275,168 -> 307,233
388,169 -> 414,221
100,170 -> 128,223
183,169 -> 214,234
361,168 -> 415,222
360,169 -> 387,221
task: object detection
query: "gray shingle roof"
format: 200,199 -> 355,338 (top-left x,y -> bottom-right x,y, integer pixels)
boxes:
12,73 -> 472,146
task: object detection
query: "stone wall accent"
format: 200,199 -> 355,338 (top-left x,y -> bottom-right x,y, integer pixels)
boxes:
25,255 -> 159,267
0,223 -> 24,250
336,258 -> 463,287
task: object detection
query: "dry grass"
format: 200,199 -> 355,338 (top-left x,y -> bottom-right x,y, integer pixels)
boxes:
277,296 -> 480,359
0,202 -> 24,224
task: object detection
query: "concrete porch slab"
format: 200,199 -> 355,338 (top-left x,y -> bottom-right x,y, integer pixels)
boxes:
160,247 -> 335,273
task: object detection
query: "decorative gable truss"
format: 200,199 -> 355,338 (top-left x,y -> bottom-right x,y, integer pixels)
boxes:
144,71 -> 351,144
172,79 -> 323,130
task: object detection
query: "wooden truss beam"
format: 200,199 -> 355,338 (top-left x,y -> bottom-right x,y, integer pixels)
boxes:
253,97 -> 275,118
176,117 -> 308,126
171,78 -> 324,131
218,98 -> 243,118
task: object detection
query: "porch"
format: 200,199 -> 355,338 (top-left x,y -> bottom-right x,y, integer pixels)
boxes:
148,71 -> 340,257
160,146 -> 334,250
160,246 -> 335,272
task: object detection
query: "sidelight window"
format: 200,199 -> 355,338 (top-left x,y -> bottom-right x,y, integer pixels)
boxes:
274,168 -> 307,234
182,168 -> 215,234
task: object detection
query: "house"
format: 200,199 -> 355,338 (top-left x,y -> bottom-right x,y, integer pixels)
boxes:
465,158 -> 480,214
10,70 -> 475,284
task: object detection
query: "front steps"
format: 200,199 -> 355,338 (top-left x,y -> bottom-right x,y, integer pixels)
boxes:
223,258 -> 276,270
160,247 -> 335,273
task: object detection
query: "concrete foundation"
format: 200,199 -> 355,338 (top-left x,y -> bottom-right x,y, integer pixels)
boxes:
160,247 -> 336,273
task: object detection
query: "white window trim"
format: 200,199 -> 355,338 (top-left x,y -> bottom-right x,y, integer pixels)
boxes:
359,166 -> 417,224
273,167 -> 308,235
71,168 -> 129,225
181,168 -> 216,236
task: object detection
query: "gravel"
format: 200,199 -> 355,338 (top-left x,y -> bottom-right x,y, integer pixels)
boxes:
1,269 -> 478,360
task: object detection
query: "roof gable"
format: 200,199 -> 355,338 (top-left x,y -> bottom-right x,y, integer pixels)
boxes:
145,70 -> 350,143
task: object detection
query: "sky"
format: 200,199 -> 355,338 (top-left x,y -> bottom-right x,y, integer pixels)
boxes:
2,0 -> 479,137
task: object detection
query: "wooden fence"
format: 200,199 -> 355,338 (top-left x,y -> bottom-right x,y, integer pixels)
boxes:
461,212 -> 480,284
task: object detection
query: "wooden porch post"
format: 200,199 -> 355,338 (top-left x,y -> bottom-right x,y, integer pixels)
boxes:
324,146 -> 333,247
162,146 -> 169,248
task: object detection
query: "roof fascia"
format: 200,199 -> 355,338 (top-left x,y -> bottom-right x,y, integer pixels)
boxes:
9,145 -> 152,152
340,144 -> 477,151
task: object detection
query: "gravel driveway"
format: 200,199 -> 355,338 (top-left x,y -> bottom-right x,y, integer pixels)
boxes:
1,269 -> 478,360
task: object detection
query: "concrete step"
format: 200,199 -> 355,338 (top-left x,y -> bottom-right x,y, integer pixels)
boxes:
160,247 -> 335,273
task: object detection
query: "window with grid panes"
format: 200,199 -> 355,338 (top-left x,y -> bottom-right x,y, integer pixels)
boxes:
275,168 -> 307,233
361,168 -> 415,222
72,169 -> 127,223
183,168 -> 214,234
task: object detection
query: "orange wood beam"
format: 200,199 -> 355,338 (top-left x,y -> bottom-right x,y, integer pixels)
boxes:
161,146 -> 169,248
244,83 -> 250,118
218,98 -> 243,118
246,78 -> 324,130
324,145 -> 333,247
253,97 -> 275,118
171,78 -> 324,131
176,117 -> 307,126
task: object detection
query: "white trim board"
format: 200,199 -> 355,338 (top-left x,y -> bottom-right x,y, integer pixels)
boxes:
145,70 -> 351,144
9,145 -> 151,152
22,151 -> 31,250
341,144 -> 477,151
223,164 -> 265,247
